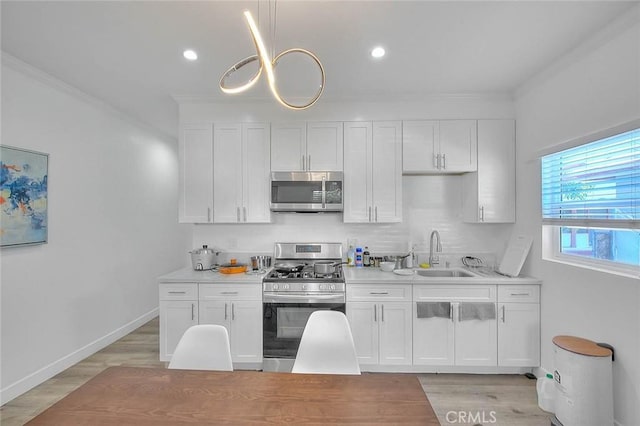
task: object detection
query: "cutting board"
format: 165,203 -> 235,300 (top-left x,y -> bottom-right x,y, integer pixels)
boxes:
498,235 -> 533,277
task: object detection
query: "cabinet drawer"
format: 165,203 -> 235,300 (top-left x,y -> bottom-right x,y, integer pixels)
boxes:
414,285 -> 496,302
199,284 -> 262,300
347,285 -> 412,302
159,283 -> 198,300
498,285 -> 539,303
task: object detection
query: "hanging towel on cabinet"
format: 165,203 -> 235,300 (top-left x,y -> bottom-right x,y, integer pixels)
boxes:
458,302 -> 496,321
416,302 -> 451,319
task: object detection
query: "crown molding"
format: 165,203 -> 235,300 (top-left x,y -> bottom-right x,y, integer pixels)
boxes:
2,52 -> 175,142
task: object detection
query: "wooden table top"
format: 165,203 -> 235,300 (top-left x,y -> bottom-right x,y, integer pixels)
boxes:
27,366 -> 440,425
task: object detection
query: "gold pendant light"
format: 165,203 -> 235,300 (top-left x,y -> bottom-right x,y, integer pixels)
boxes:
219,10 -> 325,110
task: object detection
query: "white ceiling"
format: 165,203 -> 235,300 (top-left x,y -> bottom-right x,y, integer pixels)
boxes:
1,1 -> 636,139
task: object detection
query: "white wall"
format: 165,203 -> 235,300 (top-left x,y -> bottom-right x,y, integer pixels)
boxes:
180,95 -> 516,265
515,9 -> 640,426
0,57 -> 190,403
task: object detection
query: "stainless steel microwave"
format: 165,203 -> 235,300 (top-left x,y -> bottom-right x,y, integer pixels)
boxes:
270,171 -> 343,212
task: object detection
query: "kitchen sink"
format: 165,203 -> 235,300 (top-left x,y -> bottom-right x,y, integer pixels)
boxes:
415,269 -> 477,278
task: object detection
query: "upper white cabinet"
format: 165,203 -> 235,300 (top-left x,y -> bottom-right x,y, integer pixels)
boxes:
462,119 -> 515,223
344,121 -> 402,223
403,120 -> 477,174
213,123 -> 271,223
178,123 -> 213,223
271,122 -> 343,172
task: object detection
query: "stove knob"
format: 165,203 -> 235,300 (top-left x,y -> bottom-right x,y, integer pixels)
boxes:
273,283 -> 279,291
284,283 -> 290,290
319,284 -> 326,291
302,284 -> 307,291
330,284 -> 336,291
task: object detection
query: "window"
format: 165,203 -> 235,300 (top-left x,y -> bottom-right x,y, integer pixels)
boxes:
541,125 -> 640,277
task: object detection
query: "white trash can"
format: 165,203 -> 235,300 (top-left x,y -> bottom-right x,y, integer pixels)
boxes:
552,335 -> 613,426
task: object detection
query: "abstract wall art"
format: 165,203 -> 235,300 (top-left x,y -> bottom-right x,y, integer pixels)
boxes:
0,146 -> 49,247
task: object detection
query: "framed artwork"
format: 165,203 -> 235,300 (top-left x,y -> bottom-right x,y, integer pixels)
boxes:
0,146 -> 49,247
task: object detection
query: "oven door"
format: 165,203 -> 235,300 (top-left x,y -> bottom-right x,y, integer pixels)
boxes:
263,293 -> 345,360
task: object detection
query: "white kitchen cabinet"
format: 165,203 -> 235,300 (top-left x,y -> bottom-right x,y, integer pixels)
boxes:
198,284 -> 262,365
413,285 -> 497,367
498,285 -> 540,367
347,284 -> 412,367
178,123 -> 213,223
213,122 -> 271,223
159,283 -> 198,361
402,120 -> 477,174
343,121 -> 402,223
271,122 -> 343,171
462,119 -> 515,223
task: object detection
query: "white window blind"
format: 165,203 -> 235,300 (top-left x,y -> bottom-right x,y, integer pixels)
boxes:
541,128 -> 640,228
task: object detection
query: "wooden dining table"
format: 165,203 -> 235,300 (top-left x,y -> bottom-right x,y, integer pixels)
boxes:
27,366 -> 440,425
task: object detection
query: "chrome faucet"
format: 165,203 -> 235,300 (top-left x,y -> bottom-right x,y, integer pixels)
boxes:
429,230 -> 442,266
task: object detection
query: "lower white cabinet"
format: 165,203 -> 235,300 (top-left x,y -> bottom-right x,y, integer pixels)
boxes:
497,286 -> 540,367
198,284 -> 263,365
347,285 -> 412,367
159,283 -> 198,362
413,285 -> 497,367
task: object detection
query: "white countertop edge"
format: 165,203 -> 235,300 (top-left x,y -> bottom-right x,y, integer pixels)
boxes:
158,267 -> 267,284
343,268 -> 541,285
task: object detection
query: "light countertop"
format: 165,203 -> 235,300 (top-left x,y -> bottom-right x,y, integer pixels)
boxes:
343,267 -> 541,285
158,267 -> 267,284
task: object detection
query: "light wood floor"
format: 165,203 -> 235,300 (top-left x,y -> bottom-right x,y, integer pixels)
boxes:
1,318 -> 552,425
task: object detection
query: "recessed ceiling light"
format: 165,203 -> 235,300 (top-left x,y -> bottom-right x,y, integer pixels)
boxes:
183,49 -> 198,61
371,46 -> 385,58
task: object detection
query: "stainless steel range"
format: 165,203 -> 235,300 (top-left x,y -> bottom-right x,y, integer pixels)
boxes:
262,242 -> 345,372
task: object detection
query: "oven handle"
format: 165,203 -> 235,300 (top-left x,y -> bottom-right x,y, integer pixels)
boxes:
263,293 -> 345,304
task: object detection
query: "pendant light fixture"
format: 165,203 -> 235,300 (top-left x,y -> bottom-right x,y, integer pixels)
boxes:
219,5 -> 325,110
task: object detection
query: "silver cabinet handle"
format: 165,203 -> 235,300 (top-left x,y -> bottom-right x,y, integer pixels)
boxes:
168,291 -> 186,294
510,293 -> 530,296
442,153 -> 446,169
321,175 -> 326,209
236,207 -> 240,222
243,207 -> 247,222
374,304 -> 377,322
302,155 -> 305,171
191,303 -> 195,321
433,153 -> 439,169
479,206 -> 484,222
375,206 -> 378,222
224,303 -> 228,320
232,303 -> 235,320
501,305 -> 506,323
221,292 -> 238,295
207,207 -> 211,222
450,302 -> 454,322
381,304 -> 385,322
369,292 -> 389,295
368,206 -> 372,222
308,155 -> 311,171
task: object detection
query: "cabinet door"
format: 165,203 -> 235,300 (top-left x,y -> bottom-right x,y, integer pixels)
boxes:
242,123 -> 271,223
439,120 -> 477,173
412,304 -> 455,365
179,123 -> 213,223
372,121 -> 402,223
454,302 -> 497,366
471,120 -> 515,223
343,122 -> 373,223
402,120 -> 439,173
498,303 -> 540,367
229,301 -> 263,363
378,302 -> 412,365
306,122 -> 344,171
159,300 -> 198,361
213,123 -> 243,223
199,300 -> 229,328
271,122 -> 306,171
347,302 -> 379,365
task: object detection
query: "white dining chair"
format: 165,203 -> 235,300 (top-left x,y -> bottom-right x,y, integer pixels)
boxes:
292,310 -> 361,375
168,324 -> 233,371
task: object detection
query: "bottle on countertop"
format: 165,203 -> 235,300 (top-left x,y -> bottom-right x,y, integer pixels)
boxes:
347,245 -> 355,267
363,246 -> 371,267
355,247 -> 363,267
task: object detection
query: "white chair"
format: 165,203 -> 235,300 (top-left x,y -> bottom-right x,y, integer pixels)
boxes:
168,324 -> 233,371
292,310 -> 361,375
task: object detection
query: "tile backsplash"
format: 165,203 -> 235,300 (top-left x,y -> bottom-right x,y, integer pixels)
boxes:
190,175 -> 513,265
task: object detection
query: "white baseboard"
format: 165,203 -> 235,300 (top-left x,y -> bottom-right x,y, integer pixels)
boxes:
0,308 -> 158,405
